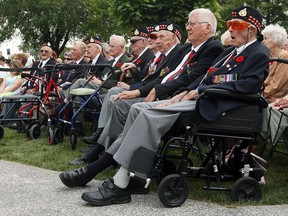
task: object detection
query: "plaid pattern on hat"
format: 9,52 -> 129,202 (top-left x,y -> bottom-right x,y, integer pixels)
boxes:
147,25 -> 157,33
130,27 -> 149,38
231,6 -> 262,32
155,22 -> 182,41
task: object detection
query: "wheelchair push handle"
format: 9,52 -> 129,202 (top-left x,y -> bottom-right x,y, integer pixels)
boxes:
198,88 -> 268,109
269,57 -> 288,64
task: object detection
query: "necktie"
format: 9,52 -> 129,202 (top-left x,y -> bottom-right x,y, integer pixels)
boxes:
38,61 -> 43,68
85,60 -> 93,79
156,54 -> 166,70
66,61 -> 76,81
167,50 -> 195,81
207,49 -> 236,76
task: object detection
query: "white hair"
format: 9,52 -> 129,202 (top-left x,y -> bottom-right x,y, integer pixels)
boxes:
110,34 -> 126,47
262,24 -> 288,48
189,8 -> 217,35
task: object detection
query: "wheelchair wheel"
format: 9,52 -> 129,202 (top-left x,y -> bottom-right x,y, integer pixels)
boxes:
158,174 -> 189,208
70,132 -> 77,150
29,124 -> 41,139
54,127 -> 63,143
231,177 -> 262,202
156,159 -> 177,185
47,127 -> 54,145
0,125 -> 4,139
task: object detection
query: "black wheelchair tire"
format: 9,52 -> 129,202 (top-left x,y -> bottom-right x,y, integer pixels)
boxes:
231,176 -> 262,202
158,174 -> 189,208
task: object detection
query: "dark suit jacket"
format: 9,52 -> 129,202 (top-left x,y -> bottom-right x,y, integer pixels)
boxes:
126,48 -> 154,84
84,54 -> 110,80
103,53 -> 131,89
196,41 -> 270,121
58,58 -> 88,89
136,44 -> 191,97
154,37 -> 224,99
26,58 -> 56,89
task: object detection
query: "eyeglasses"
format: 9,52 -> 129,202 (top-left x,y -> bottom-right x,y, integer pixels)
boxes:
130,39 -> 143,45
185,21 -> 208,27
109,45 -> 121,48
40,50 -> 50,53
64,58 -> 72,60
71,48 -> 81,52
148,33 -> 158,40
226,20 -> 250,31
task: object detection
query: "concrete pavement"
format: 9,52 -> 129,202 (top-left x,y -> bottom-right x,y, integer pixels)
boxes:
1,160 -> 287,216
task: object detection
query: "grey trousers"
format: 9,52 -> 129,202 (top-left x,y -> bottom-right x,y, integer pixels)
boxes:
261,107 -> 288,145
97,87 -> 125,128
97,96 -> 144,150
106,100 -> 197,169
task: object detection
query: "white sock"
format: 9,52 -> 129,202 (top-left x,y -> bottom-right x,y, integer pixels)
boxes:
113,166 -> 130,189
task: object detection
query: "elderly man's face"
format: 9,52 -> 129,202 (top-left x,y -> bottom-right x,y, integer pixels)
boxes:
109,39 -> 124,58
227,19 -> 255,47
39,46 -> 52,61
129,36 -> 147,56
186,13 -> 210,47
85,43 -> 100,60
71,44 -> 85,61
156,30 -> 175,54
147,32 -> 158,51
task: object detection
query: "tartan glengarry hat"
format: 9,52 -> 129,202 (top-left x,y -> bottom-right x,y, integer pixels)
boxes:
147,25 -> 157,33
84,36 -> 102,45
130,27 -> 149,38
231,6 -> 262,32
155,22 -> 182,41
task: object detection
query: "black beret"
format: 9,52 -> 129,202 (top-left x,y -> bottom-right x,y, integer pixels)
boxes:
84,36 -> 102,45
231,6 -> 262,32
130,27 -> 149,38
155,22 -> 182,41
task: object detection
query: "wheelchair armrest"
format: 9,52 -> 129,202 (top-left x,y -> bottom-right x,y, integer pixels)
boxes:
198,88 -> 268,109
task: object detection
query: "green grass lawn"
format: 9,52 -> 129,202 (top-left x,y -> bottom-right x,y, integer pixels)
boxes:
0,126 -> 288,206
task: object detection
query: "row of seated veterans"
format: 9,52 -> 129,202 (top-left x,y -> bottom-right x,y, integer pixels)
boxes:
1,4 -> 287,207
57,5 -> 288,207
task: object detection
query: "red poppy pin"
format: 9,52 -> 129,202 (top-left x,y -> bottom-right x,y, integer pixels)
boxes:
136,59 -> 142,64
155,57 -> 161,63
116,62 -> 122,68
208,67 -> 218,75
235,56 -> 244,63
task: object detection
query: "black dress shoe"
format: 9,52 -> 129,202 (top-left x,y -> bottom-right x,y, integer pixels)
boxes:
59,167 -> 91,188
81,178 -> 131,206
68,157 -> 87,166
126,178 -> 149,194
82,128 -> 103,145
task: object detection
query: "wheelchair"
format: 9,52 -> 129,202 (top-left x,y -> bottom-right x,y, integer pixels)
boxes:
128,88 -> 268,207
54,64 -> 114,149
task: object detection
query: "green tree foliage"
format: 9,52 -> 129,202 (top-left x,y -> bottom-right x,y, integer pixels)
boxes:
0,0 -> 116,55
111,0 -> 222,41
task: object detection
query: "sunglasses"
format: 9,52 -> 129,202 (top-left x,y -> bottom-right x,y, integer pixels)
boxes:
148,33 -> 158,40
40,50 -> 50,53
226,20 -> 250,31
130,39 -> 143,45
64,58 -> 72,60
